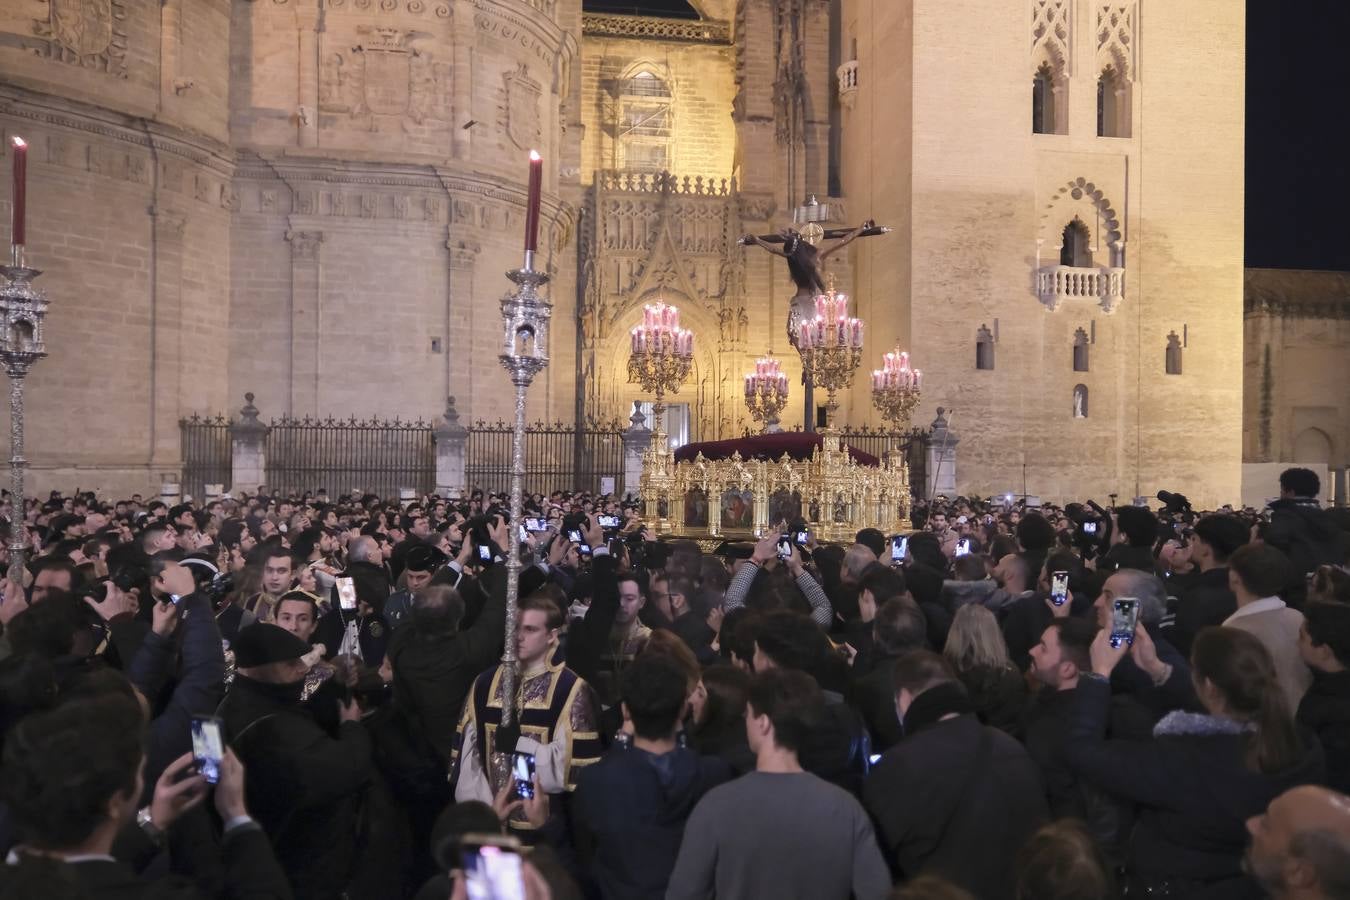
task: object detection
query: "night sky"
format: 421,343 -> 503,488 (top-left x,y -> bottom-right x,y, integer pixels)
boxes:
585,0 -> 1350,273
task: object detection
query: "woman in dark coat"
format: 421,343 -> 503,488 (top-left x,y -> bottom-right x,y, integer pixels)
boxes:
942,604 -> 1026,738
1065,625 -> 1325,899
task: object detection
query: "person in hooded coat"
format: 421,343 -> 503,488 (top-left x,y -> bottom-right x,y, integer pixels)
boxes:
574,655 -> 731,900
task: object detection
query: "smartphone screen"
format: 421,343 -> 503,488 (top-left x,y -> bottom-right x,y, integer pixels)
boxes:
794,531 -> 810,546
335,576 -> 358,612
191,717 -> 224,785
512,752 -> 536,800
460,835 -> 526,900
567,529 -> 582,544
524,517 -> 547,532
578,543 -> 592,557
955,538 -> 972,557
777,537 -> 792,560
477,544 -> 492,562
1050,571 -> 1070,607
1083,521 -> 1098,535
1110,598 -> 1141,648
890,536 -> 907,562
598,514 -> 620,529
518,525 -> 528,543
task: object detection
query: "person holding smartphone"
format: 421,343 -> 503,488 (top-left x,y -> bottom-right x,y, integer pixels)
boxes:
453,592 -> 603,837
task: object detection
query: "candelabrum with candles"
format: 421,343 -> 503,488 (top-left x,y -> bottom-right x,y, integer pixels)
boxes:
870,347 -> 923,442
495,149 -> 547,733
628,301 -> 694,437
630,301 -> 694,533
1,136 -> 46,585
794,290 -> 864,430
743,356 -> 788,433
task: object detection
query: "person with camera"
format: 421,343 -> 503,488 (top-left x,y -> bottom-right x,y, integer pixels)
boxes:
113,554 -> 228,792
314,535 -> 393,667
1065,625 -> 1324,898
218,622 -> 372,900
724,530 -> 834,628
0,698 -> 291,900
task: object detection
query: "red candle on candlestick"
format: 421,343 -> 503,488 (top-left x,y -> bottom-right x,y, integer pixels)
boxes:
523,150 -> 542,253
10,136 -> 26,248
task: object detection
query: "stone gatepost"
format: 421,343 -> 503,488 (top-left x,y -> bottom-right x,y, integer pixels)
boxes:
230,393 -> 269,496
927,407 -> 960,500
622,402 -> 652,500
434,396 -> 469,498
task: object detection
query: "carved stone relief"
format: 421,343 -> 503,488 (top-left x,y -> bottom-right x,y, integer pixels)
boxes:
1031,0 -> 1070,75
34,0 -> 129,77
501,63 -> 542,151
1097,3 -> 1136,80
319,26 -> 452,133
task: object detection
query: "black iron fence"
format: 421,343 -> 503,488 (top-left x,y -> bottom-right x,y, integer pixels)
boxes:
465,419 -> 626,496
180,411 -> 931,501
179,414 -> 232,501
265,415 -> 436,498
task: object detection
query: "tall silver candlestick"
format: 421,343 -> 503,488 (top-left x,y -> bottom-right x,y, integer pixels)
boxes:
496,254 -> 551,728
0,259 -> 49,585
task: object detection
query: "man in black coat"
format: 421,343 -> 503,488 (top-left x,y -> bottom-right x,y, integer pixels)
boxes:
864,650 -> 1048,900
1297,601 -> 1350,794
385,569 -> 507,763
219,623 -> 373,900
1265,468 -> 1345,584
850,596 -> 928,753
1168,514 -> 1248,658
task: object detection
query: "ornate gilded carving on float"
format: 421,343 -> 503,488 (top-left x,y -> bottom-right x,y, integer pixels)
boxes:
34,0 -> 129,77
639,440 -> 911,544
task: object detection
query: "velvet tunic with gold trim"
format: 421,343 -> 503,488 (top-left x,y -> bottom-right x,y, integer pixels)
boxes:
452,658 -> 601,829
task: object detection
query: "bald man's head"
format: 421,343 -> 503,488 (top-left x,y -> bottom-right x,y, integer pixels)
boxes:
1246,785 -> 1350,899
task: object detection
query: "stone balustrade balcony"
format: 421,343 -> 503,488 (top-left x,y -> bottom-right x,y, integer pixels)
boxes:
837,60 -> 859,109
1037,264 -> 1125,313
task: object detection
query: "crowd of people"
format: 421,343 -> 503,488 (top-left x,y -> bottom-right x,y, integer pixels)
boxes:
0,466 -> 1348,899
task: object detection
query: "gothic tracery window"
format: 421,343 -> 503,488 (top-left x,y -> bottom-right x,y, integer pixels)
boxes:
618,71 -> 673,173
1032,63 -> 1060,134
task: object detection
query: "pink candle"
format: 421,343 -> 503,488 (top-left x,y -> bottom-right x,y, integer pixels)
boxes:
10,136 -> 26,248
524,150 -> 542,252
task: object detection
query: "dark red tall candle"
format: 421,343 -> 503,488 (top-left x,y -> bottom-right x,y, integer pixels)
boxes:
524,150 -> 542,253
11,136 -> 26,247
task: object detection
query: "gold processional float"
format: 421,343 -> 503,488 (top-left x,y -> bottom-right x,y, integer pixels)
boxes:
630,291 -> 923,545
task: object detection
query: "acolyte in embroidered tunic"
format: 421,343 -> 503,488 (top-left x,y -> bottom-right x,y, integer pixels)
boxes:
453,659 -> 601,830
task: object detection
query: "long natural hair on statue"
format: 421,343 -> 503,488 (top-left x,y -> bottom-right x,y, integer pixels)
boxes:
781,229 -> 825,296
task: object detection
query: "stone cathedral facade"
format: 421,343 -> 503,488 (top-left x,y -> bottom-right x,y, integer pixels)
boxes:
0,0 -> 1253,506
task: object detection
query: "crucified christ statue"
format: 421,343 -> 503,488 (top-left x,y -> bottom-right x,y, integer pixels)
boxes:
739,219 -> 890,429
